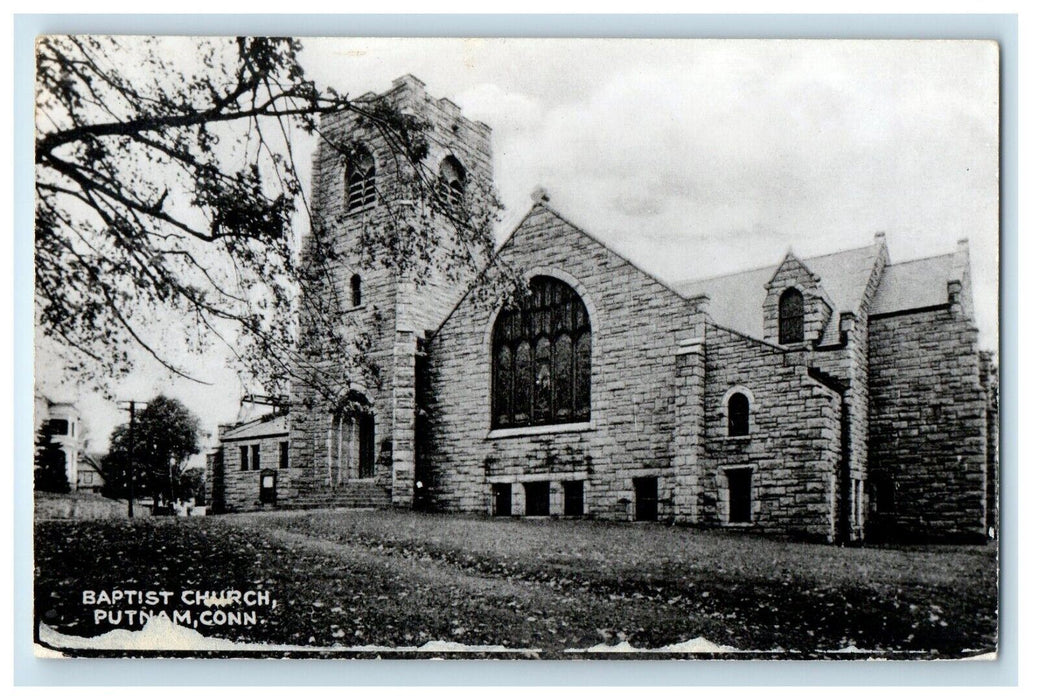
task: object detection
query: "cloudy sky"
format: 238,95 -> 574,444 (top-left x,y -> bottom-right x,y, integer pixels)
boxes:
38,38 -> 1000,452
302,37 -> 997,328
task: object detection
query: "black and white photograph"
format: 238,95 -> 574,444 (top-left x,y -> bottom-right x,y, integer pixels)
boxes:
30,34 -> 1001,661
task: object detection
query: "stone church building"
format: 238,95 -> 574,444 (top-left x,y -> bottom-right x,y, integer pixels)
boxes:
210,75 -> 998,543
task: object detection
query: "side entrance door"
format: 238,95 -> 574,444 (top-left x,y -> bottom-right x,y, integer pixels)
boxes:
633,476 -> 658,521
259,469 -> 277,505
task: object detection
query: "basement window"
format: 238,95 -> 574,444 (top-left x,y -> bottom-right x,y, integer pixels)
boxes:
563,480 -> 584,517
492,483 -> 512,516
524,481 -> 550,516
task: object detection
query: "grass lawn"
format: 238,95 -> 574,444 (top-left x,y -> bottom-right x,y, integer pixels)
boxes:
34,508 -> 998,658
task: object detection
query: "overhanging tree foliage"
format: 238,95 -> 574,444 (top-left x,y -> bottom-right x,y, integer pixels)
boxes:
35,36 -> 506,401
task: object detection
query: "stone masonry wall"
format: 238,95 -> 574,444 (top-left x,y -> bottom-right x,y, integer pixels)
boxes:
288,75 -> 492,510
867,305 -> 988,540
702,324 -> 843,541
979,350 -> 999,535
218,435 -> 290,511
811,239 -> 887,541
424,204 -> 703,521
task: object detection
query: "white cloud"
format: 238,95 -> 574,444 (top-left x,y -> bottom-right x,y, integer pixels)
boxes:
38,38 -> 1000,448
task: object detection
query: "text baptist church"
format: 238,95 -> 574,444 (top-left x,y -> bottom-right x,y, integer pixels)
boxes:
207,75 -> 998,543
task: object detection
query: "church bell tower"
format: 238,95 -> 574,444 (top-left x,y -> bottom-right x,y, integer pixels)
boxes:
288,74 -> 493,509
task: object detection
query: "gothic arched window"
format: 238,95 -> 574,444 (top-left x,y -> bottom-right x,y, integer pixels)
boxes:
346,146 -> 376,211
727,392 -> 750,437
778,287 -> 805,344
492,276 -> 591,429
438,156 -> 466,209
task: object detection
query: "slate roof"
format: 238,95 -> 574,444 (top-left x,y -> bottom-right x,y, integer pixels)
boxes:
673,243 -> 960,343
871,253 -> 957,315
220,413 -> 289,442
674,245 -> 879,341
463,199 -> 964,347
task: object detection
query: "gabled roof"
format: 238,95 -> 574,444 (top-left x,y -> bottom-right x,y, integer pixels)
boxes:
673,245 -> 879,340
504,202 -> 691,299
673,266 -> 774,338
220,413 -> 289,442
433,200 -> 691,336
80,452 -> 104,473
437,196 -> 962,345
871,253 -> 957,315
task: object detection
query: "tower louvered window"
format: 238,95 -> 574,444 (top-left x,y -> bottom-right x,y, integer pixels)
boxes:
438,156 -> 466,209
346,147 -> 376,211
492,277 -> 591,429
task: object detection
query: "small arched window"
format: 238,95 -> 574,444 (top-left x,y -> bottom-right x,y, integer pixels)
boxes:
346,146 -> 376,211
727,392 -> 750,437
438,156 -> 466,209
350,274 -> 362,307
492,276 -> 591,429
779,288 -> 805,344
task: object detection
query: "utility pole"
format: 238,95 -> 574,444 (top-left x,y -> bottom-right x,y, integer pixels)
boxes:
118,400 -> 146,518
128,401 -> 136,519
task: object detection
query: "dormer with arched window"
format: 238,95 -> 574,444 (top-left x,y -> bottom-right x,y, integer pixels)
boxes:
778,287 -> 805,344
345,145 -> 376,211
762,252 -> 832,346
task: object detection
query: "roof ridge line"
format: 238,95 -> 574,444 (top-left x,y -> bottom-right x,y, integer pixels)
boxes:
673,242 -> 877,287
885,251 -> 957,267
535,202 -> 692,300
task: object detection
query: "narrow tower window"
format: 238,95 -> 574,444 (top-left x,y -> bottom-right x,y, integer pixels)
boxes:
350,274 -> 362,307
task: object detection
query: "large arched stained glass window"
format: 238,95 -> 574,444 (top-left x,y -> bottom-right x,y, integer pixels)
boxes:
492,276 -> 591,428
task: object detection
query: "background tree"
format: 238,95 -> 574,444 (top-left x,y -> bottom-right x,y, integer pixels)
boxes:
100,395 -> 201,509
175,467 -> 206,506
99,423 -> 147,501
35,36 -> 505,401
34,423 -> 70,493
